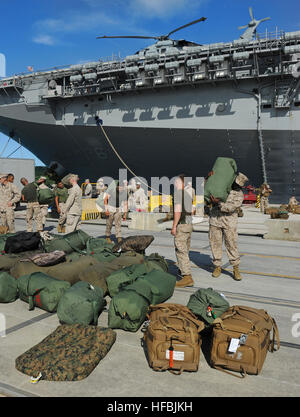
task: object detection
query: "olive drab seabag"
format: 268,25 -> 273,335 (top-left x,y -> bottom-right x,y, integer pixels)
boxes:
204,157 -> 237,203
106,259 -> 169,298
140,269 -> 176,305
144,304 -> 205,374
57,282 -> 106,326
210,305 -> 280,377
108,281 -> 151,332
17,272 -> 71,312
0,272 -> 18,303
37,187 -> 55,205
15,324 -> 117,381
187,288 -> 230,326
145,253 -> 169,272
43,230 -> 90,254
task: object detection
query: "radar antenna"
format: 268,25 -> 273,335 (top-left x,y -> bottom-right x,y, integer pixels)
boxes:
96,17 -> 206,41
238,7 -> 270,40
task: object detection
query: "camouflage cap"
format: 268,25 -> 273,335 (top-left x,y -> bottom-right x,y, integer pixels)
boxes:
0,173 -> 8,179
235,172 -> 249,187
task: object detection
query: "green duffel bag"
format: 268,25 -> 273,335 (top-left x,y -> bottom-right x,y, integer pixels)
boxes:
86,237 -> 114,254
145,253 -> 169,272
110,251 -> 145,270
0,249 -> 42,272
57,282 -> 106,326
0,233 -> 17,252
37,188 -> 55,205
11,256 -> 100,285
108,280 -> 152,332
17,272 -> 71,312
204,157 -> 237,203
106,260 -> 166,298
141,269 -> 176,305
43,230 -> 90,254
0,272 -> 18,303
78,263 -> 120,295
187,287 -> 230,326
89,247 -> 120,263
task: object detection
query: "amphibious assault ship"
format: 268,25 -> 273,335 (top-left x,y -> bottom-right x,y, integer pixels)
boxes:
0,8 -> 299,202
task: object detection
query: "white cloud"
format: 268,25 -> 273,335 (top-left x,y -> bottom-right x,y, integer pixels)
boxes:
32,34 -> 56,46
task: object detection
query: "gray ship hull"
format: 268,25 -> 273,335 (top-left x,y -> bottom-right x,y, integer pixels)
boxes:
1,107 -> 299,202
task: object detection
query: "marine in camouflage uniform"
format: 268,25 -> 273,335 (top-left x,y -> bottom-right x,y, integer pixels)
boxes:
0,174 -> 21,233
171,175 -> 194,288
259,183 -> 272,213
209,172 -> 248,281
21,177 -> 43,232
37,177 -> 50,227
54,182 -> 69,231
59,174 -> 82,233
104,184 -> 128,243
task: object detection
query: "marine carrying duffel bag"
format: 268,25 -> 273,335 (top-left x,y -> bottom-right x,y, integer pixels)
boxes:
43,230 -> 90,254
17,272 -> 71,312
0,272 -> 18,303
57,282 -> 106,326
187,287 -> 230,327
204,157 -> 237,203
15,324 -> 116,381
210,305 -> 280,377
144,303 -> 205,374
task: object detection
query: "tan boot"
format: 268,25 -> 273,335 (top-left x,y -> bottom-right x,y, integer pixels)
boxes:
233,266 -> 242,281
175,275 -> 194,288
212,266 -> 222,278
117,237 -> 122,244
106,236 -> 112,244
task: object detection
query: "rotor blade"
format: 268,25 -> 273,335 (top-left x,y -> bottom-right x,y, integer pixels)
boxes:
238,25 -> 248,30
249,6 -> 254,20
260,17 -> 271,23
166,17 -> 207,38
96,35 -> 159,40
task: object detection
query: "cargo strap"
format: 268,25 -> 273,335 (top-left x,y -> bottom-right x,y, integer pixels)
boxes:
213,364 -> 247,379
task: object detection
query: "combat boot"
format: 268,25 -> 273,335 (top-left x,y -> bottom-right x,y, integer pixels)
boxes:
175,275 -> 194,288
233,266 -> 242,281
117,237 -> 122,244
212,266 -> 222,278
106,236 -> 112,244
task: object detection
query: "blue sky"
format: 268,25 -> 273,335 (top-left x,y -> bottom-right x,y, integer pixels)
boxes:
1,0 -> 299,165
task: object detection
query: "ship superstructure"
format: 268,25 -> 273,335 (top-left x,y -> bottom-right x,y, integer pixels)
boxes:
0,8 -> 299,202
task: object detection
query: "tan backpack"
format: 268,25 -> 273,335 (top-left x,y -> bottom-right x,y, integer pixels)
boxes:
210,305 -> 280,377
143,303 -> 205,375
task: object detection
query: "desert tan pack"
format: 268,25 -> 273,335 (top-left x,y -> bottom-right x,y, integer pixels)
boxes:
210,305 -> 280,377
143,303 -> 204,375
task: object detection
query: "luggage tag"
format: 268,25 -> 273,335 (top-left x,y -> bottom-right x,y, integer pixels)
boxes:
207,305 -> 216,319
239,334 -> 248,345
228,338 -> 240,353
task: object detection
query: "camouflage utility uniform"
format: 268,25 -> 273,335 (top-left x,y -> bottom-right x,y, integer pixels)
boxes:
22,182 -> 43,232
260,183 -> 272,213
62,184 -> 82,233
0,182 -> 21,232
38,183 -> 50,226
105,189 -> 128,240
174,189 -> 193,277
209,189 -> 244,268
